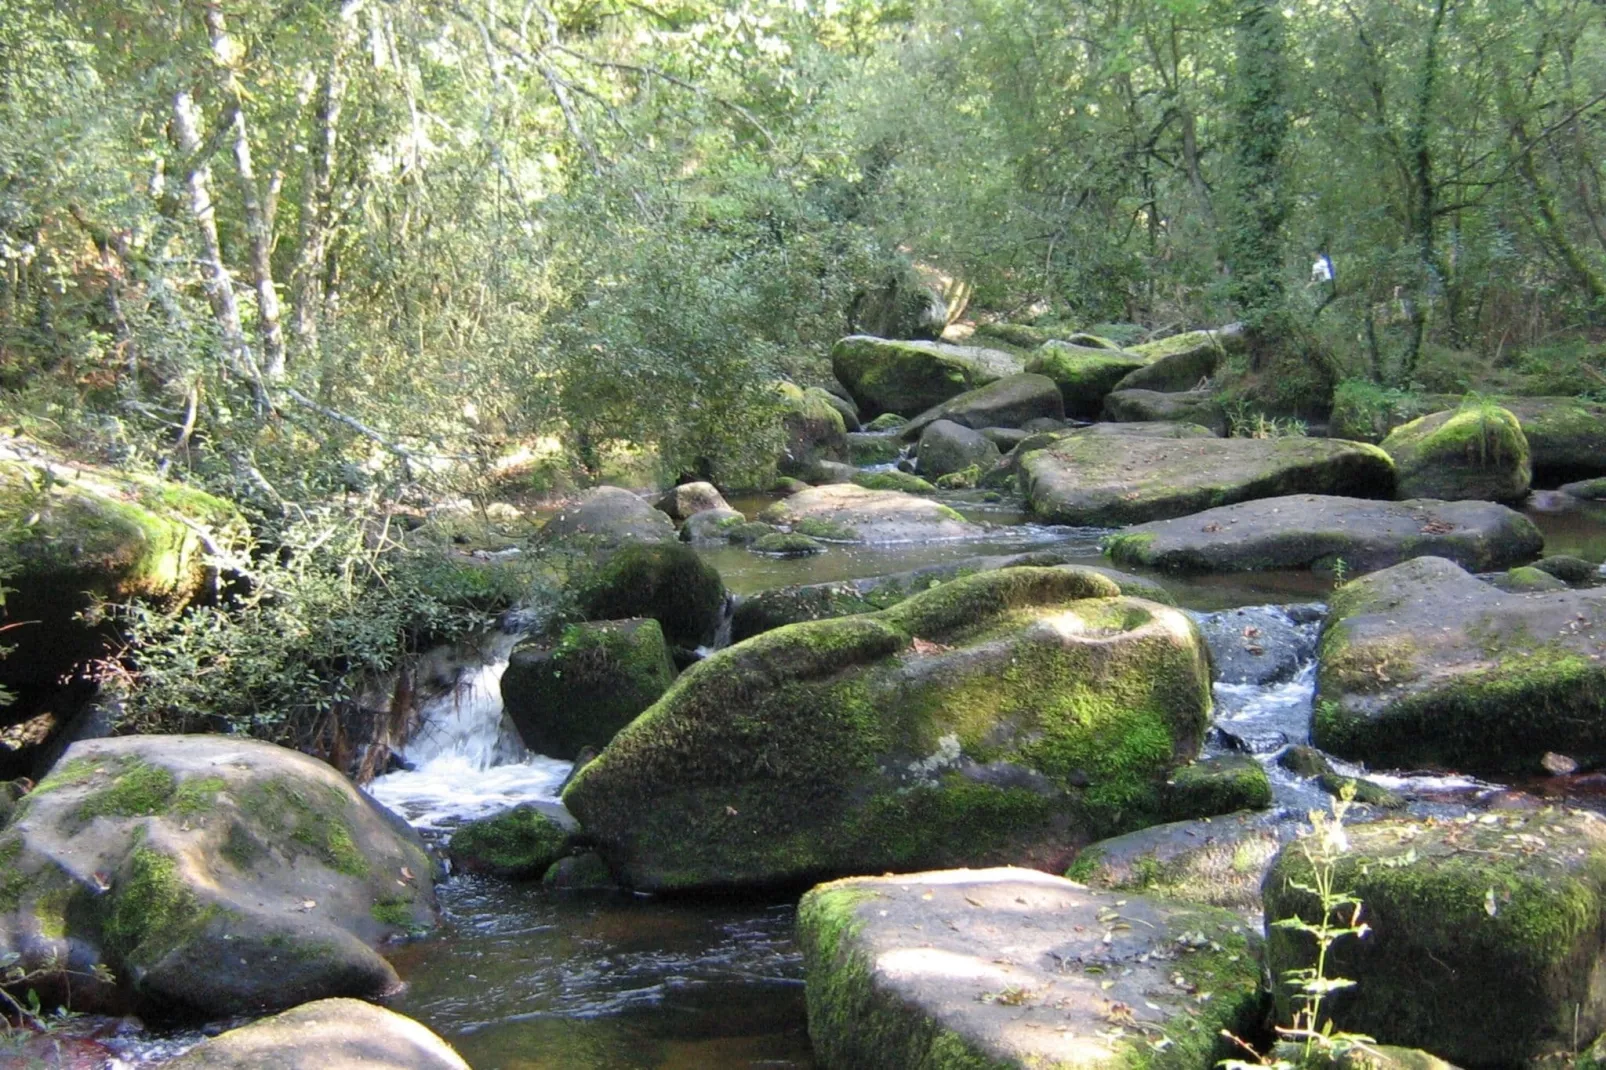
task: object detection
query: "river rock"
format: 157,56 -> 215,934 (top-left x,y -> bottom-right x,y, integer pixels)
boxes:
1314,556 -> 1606,773
540,487 -> 677,546
850,468 -> 937,494
758,484 -> 980,543
501,619 -> 676,759
1263,808 -> 1606,1067
846,432 -> 902,466
1112,325 -> 1242,393
899,373 -> 1064,439
653,481 -> 730,522
1020,435 -> 1395,527
1381,406 -> 1532,502
447,804 -> 573,879
776,383 -> 849,479
573,543 -> 726,649
1502,396 -> 1606,480
0,454 -> 246,697
680,507 -> 746,544
979,427 -> 1029,451
1163,755 -> 1271,821
1069,421 -> 1216,439
160,997 -> 470,1069
1105,496 -> 1543,575
1490,564 -> 1569,593
1534,553 -> 1599,586
831,336 -> 1024,418
563,568 -> 1212,891
1561,476 -> 1606,501
916,420 -> 1001,480
0,735 -> 435,1018
1102,389 -> 1227,435
798,867 -> 1262,1069
1025,342 -> 1146,419
1194,603 -> 1320,685
1067,811 -> 1288,914
819,387 -> 861,433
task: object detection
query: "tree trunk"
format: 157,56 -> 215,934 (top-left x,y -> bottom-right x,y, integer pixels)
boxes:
1399,0 -> 1449,385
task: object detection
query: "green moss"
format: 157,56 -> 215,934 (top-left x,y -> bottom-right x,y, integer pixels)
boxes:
850,470 -> 936,494
1163,757 -> 1272,820
1498,565 -> 1568,592
33,884 -> 72,940
864,413 -> 908,432
576,542 -> 725,648
1381,402 -> 1532,501
752,532 -> 825,556
447,806 -> 571,878
794,517 -> 860,542
1103,531 -> 1156,564
504,620 -> 676,758
75,760 -> 177,824
1024,346 -> 1145,419
723,521 -> 779,544
847,435 -> 903,467
0,835 -> 26,911
370,892 -> 421,929
104,847 -> 201,965
238,778 -> 370,878
933,465 -> 981,490
170,776 -> 225,818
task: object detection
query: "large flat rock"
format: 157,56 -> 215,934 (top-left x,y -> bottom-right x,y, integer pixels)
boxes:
1315,555 -> 1606,773
1020,435 -> 1395,527
1106,495 -> 1542,574
758,483 -> 982,543
900,373 -> 1064,439
798,867 -> 1262,1069
161,997 -> 471,1069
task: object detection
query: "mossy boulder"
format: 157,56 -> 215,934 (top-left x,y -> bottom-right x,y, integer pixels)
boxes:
899,373 -> 1064,440
0,735 -> 435,1018
1025,342 -> 1146,419
501,619 -> 676,759
1381,406 -> 1532,503
933,464 -> 982,490
1314,556 -> 1606,774
1534,553 -> 1599,586
776,382 -> 850,479
1102,388 -> 1227,436
1562,476 -> 1606,501
1067,811 -> 1286,914
680,507 -> 747,544
846,432 -> 903,466
759,484 -> 978,543
539,486 -> 677,547
1263,808 -> 1606,1067
562,567 -> 1212,891
1491,564 -> 1569,593
0,456 -> 247,694
849,469 -> 937,495
831,336 -> 1024,418
573,542 -> 725,649
653,481 -> 730,522
798,867 -> 1263,1069
1276,746 -> 1403,808
722,520 -> 780,544
1125,324 -> 1245,363
1105,495 -> 1543,575
1021,435 -> 1396,527
820,385 -> 861,432
864,412 -> 909,432
446,805 -> 573,879
1162,756 -> 1272,821
915,420 -> 1001,481
974,321 -> 1060,348
159,997 -> 470,1070
731,582 -> 881,644
1113,325 -> 1243,394
542,851 -> 619,890
1502,396 -> 1606,481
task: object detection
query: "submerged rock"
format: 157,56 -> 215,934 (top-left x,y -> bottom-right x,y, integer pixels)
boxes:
915,420 -> 1000,480
1105,495 -> 1543,575
1315,556 -> 1606,774
540,486 -> 677,546
0,735 -> 435,1018
1102,388 -> 1227,436
573,543 -> 726,649
899,373 -> 1064,439
160,997 -> 470,1069
798,867 -> 1262,1069
563,568 -> 1213,891
1263,808 -> 1606,1067
758,483 -> 979,543
1381,406 -> 1532,502
831,336 -> 1024,417
501,619 -> 676,759
1020,434 -> 1395,527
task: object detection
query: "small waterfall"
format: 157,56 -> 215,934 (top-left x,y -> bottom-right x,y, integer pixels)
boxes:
366,631 -> 572,831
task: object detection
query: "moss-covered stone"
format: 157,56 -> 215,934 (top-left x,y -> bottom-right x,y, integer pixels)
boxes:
1025,343 -> 1146,420
2,735 -> 434,1018
760,483 -> 977,543
574,542 -> 725,649
1114,327 -> 1238,393
776,382 -> 850,479
831,336 -> 1024,418
542,851 -> 619,890
159,997 -> 471,1070
1381,404 -> 1532,502
916,420 -> 1001,481
563,567 -> 1212,891
849,469 -> 938,494
723,520 -> 780,544
794,517 -> 860,542
538,485 -> 678,546
447,805 -> 572,879
1102,388 -> 1227,436
1534,553 -> 1598,587
1162,756 -> 1272,820
846,432 -> 903,466
752,532 -> 825,556
1262,809 -> 1606,1067
1022,434 -> 1396,527
502,619 -> 676,759
1068,812 -> 1285,914
864,413 -> 909,432
899,373 -> 1064,440
1492,564 -> 1568,593
934,465 -> 982,490
1314,556 -> 1606,774
798,868 -> 1263,1069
